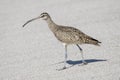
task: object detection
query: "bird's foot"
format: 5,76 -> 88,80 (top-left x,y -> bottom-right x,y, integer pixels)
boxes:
79,61 -> 88,66
83,61 -> 88,65
56,66 -> 67,71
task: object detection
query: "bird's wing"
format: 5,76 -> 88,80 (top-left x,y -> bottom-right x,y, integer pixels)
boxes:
55,26 -> 101,45
54,26 -> 85,43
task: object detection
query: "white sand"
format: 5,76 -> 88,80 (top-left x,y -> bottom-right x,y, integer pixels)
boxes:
0,0 -> 120,80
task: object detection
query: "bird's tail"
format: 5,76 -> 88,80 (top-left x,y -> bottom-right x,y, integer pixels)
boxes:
85,37 -> 101,46
95,41 -> 101,46
90,38 -> 101,46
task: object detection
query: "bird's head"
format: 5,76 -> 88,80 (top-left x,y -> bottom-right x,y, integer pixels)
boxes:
22,12 -> 50,27
40,12 -> 50,20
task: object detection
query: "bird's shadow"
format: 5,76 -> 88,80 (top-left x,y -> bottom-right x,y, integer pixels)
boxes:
55,59 -> 107,66
66,59 -> 107,65
53,59 -> 107,71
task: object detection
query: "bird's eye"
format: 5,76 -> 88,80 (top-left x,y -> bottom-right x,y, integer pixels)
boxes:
41,15 -> 45,17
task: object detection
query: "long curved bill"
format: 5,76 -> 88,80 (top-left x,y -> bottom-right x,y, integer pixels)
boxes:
22,16 -> 41,27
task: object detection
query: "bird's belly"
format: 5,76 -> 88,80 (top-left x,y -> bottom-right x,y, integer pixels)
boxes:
55,34 -> 82,44
54,30 -> 84,44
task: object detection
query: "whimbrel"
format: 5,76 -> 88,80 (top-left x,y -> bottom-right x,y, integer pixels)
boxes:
23,12 -> 101,70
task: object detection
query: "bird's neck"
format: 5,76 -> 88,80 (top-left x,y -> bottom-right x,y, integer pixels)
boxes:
46,18 -> 58,32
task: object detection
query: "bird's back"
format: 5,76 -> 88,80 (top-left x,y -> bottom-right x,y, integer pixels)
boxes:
54,25 -> 101,45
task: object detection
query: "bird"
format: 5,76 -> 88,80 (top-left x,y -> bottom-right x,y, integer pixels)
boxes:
23,12 -> 101,70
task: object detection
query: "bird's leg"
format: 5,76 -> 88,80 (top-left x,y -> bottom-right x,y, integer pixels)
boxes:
63,44 -> 68,69
56,44 -> 68,71
76,44 -> 87,65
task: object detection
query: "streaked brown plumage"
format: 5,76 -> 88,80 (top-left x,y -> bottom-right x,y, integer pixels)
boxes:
23,12 -> 101,70
53,26 -> 101,45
